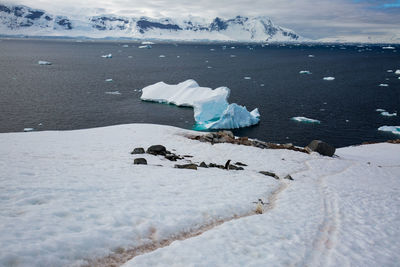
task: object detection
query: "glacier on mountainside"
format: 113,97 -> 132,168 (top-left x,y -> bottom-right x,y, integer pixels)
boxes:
140,80 -> 260,129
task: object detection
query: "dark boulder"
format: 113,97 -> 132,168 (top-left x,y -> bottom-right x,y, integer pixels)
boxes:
306,140 -> 335,157
131,147 -> 145,154
235,162 -> 247,166
147,145 -> 167,155
228,165 -> 244,170
259,171 -> 279,180
134,158 -> 147,165
175,163 -> 198,170
199,162 -> 208,168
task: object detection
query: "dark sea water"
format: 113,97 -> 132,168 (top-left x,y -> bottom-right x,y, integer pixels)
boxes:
0,38 -> 399,147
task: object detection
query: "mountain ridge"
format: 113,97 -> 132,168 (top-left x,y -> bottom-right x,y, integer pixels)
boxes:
0,3 -> 301,42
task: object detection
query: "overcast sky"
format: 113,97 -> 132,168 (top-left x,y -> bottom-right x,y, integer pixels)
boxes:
5,0 -> 400,40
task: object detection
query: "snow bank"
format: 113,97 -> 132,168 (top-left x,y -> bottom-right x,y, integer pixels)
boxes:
141,80 -> 260,129
378,126 -> 400,135
291,116 -> 321,124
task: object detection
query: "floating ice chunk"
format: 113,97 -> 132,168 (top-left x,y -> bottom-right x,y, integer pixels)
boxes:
379,84 -> 389,87
308,55 -> 315,58
231,46 -> 236,49
128,56 -> 133,58
105,91 -> 121,95
382,46 -> 395,50
23,128 -> 34,132
387,70 -> 393,73
122,44 -> 129,48
141,79 -> 259,129
138,45 -> 151,49
230,55 -> 236,58
260,84 -> 265,87
195,104 -> 260,130
101,54 -> 112,58
210,49 -> 215,51
159,55 -> 166,58
299,71 -> 312,74
323,77 -> 335,81
141,41 -> 155,45
291,117 -> 321,124
207,66 -> 213,69
395,70 -> 400,75
381,111 -> 397,117
141,79 -> 230,107
38,60 -> 52,65
244,77 -> 251,80
376,108 -> 386,112
378,126 -> 400,135
105,79 -> 113,82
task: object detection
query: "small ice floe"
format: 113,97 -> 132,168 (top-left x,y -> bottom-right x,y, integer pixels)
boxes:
345,119 -> 350,122
381,111 -> 397,117
38,123 -> 43,126
244,77 -> 251,80
141,41 -> 155,45
379,84 -> 389,87
23,128 -> 34,132
159,55 -> 166,58
177,55 -> 180,58
207,66 -> 213,69
230,55 -> 236,58
105,79 -> 113,82
260,84 -> 265,87
395,70 -> 400,75
387,70 -> 393,73
323,77 -> 335,81
299,70 -> 312,74
378,126 -> 400,135
101,54 -> 112,58
138,45 -> 151,49
122,44 -> 129,48
128,56 -> 133,58
105,91 -> 121,95
382,46 -> 395,50
376,108 -> 386,112
38,60 -> 52,65
210,49 -> 215,51
231,46 -> 236,49
308,54 -> 315,58
291,117 -> 320,124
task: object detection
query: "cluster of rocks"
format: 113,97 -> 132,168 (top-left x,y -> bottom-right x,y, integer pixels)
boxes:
131,145 -> 188,165
189,131 -> 336,157
175,160 -> 246,171
259,171 -> 293,181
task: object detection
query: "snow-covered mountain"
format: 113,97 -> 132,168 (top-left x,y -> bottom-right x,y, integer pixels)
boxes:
0,4 -> 301,42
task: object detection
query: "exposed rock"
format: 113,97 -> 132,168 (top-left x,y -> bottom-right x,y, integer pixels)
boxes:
284,174 -> 294,180
133,158 -> 147,165
208,163 -> 225,169
147,145 -> 167,156
235,161 -> 247,166
228,164 -> 244,170
165,153 -> 181,161
131,147 -> 145,154
306,140 -> 336,157
199,162 -> 208,168
174,163 -> 198,170
259,171 -> 279,179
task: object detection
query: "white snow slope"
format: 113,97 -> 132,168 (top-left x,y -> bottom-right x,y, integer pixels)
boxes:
0,124 -> 399,267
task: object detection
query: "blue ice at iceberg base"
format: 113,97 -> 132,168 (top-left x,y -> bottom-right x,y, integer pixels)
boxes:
140,79 -> 260,130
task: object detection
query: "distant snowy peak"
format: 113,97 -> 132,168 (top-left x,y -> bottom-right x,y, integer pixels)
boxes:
0,4 -> 301,42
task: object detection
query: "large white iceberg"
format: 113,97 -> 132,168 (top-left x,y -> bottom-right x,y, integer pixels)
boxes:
140,79 -> 260,129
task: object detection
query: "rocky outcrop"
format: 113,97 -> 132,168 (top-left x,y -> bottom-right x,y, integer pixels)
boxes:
305,140 -> 336,157
133,158 -> 147,165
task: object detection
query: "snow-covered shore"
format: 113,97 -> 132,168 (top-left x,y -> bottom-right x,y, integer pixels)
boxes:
0,124 -> 399,266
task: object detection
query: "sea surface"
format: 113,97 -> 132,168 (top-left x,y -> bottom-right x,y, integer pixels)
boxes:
0,38 -> 399,147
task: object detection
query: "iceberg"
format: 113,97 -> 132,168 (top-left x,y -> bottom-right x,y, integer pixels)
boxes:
299,71 -> 312,74
105,79 -> 113,82
138,45 -> 152,49
23,128 -> 34,132
291,117 -> 320,124
379,84 -> 389,87
378,126 -> 400,135
38,60 -> 52,65
395,70 -> 400,75
381,111 -> 397,117
323,77 -> 335,81
376,108 -> 386,112
101,54 -> 112,58
140,79 -> 260,129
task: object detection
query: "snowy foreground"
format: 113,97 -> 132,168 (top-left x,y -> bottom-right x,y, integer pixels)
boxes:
0,124 -> 399,267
